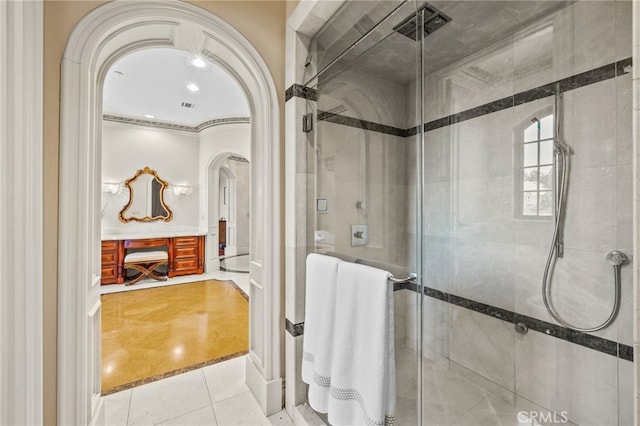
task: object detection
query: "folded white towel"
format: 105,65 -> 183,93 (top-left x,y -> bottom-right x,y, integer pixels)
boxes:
328,262 -> 395,426
302,253 -> 341,413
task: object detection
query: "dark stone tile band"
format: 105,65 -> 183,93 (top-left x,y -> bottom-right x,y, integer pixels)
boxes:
416,283 -> 632,362
285,83 -> 318,102
369,280 -> 633,361
424,58 -> 631,132
557,62 -> 616,92
290,58 -> 632,137
617,57 -> 633,76
101,350 -> 248,396
286,318 -> 305,337
513,83 -> 556,106
317,110 -> 407,137
450,96 -> 514,125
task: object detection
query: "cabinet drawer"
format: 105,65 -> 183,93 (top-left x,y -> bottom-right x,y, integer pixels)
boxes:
125,238 -> 168,249
174,246 -> 198,259
174,236 -> 198,246
101,266 -> 118,283
101,250 -> 117,265
173,258 -> 199,273
102,241 -> 118,251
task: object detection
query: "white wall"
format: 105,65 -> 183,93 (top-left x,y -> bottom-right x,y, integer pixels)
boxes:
102,122 -> 252,238
101,122 -> 200,235
224,158 -> 251,254
198,123 -> 251,230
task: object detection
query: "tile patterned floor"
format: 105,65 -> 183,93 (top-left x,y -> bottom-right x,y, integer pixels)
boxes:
104,356 -> 295,426
220,255 -> 250,273
102,272 -> 566,425
101,279 -> 248,394
394,347 -> 576,426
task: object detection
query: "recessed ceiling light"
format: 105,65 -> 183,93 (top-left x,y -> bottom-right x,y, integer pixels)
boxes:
144,114 -> 154,119
191,57 -> 206,68
186,83 -> 200,92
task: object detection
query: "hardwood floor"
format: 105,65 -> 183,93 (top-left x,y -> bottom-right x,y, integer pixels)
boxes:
101,279 -> 248,394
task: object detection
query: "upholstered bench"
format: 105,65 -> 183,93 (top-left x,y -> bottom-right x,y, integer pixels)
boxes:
124,250 -> 169,286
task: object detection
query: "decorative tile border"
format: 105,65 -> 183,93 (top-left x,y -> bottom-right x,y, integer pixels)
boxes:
219,254 -> 250,275
285,83 -> 318,102
317,110 -> 406,137
101,350 -> 249,396
102,114 -> 250,133
403,281 -> 632,362
286,318 -> 305,337
421,57 -> 632,133
293,278 -> 632,361
225,279 -> 249,302
290,57 -> 632,138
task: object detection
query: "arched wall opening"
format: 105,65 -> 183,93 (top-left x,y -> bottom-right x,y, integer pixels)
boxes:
206,150 -> 251,272
58,2 -> 281,424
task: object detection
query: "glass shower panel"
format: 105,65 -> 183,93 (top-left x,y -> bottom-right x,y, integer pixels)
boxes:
306,2 -> 422,424
303,0 -> 632,424
418,1 -> 633,425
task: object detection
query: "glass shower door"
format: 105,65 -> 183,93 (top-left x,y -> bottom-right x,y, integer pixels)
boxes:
417,1 -> 633,425
305,1 -> 424,423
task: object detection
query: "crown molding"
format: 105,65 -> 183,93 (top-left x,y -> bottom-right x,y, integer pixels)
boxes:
102,114 -> 250,133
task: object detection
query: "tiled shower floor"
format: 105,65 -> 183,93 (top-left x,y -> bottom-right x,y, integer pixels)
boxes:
394,347 -> 576,426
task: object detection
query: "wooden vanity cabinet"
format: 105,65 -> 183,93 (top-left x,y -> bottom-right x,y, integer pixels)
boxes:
100,235 -> 205,285
170,235 -> 205,277
101,240 -> 124,284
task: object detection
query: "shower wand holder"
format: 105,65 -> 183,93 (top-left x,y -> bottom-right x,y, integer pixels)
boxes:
605,250 -> 628,266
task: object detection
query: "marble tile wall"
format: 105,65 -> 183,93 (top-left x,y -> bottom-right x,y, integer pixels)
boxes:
515,329 -> 623,426
411,1 -> 633,424
291,0 -> 635,423
313,67 -> 411,271
317,67 -> 411,130
407,0 -> 633,127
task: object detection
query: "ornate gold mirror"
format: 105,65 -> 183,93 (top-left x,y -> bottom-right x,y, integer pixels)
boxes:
119,167 -> 173,223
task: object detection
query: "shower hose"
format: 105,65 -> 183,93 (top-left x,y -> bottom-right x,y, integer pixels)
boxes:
541,138 -> 626,332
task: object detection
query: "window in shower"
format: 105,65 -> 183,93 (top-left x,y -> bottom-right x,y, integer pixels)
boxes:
520,114 -> 554,217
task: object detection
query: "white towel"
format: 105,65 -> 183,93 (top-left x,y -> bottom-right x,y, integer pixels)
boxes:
328,262 -> 396,426
302,253 -> 341,413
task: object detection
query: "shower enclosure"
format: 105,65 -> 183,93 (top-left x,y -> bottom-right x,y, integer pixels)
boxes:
296,0 -> 633,424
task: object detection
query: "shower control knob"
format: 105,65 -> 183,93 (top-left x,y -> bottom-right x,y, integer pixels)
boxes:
605,250 -> 628,266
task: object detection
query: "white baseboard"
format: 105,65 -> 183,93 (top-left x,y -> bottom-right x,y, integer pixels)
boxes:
88,397 -> 105,426
246,356 -> 283,416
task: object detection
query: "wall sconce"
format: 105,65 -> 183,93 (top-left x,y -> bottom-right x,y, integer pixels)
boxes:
172,184 -> 193,197
102,182 -> 121,194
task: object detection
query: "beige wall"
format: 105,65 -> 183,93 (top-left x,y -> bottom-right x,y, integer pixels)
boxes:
43,1 -> 296,423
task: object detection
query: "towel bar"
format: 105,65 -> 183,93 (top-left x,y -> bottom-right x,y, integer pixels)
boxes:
388,272 -> 417,284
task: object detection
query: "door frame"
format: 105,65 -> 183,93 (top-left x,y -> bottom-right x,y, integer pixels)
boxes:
206,152 -> 247,272
58,2 -> 282,424
0,1 -> 44,425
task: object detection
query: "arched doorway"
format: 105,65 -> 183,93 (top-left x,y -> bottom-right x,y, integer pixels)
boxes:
206,151 -> 251,272
58,2 -> 281,424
